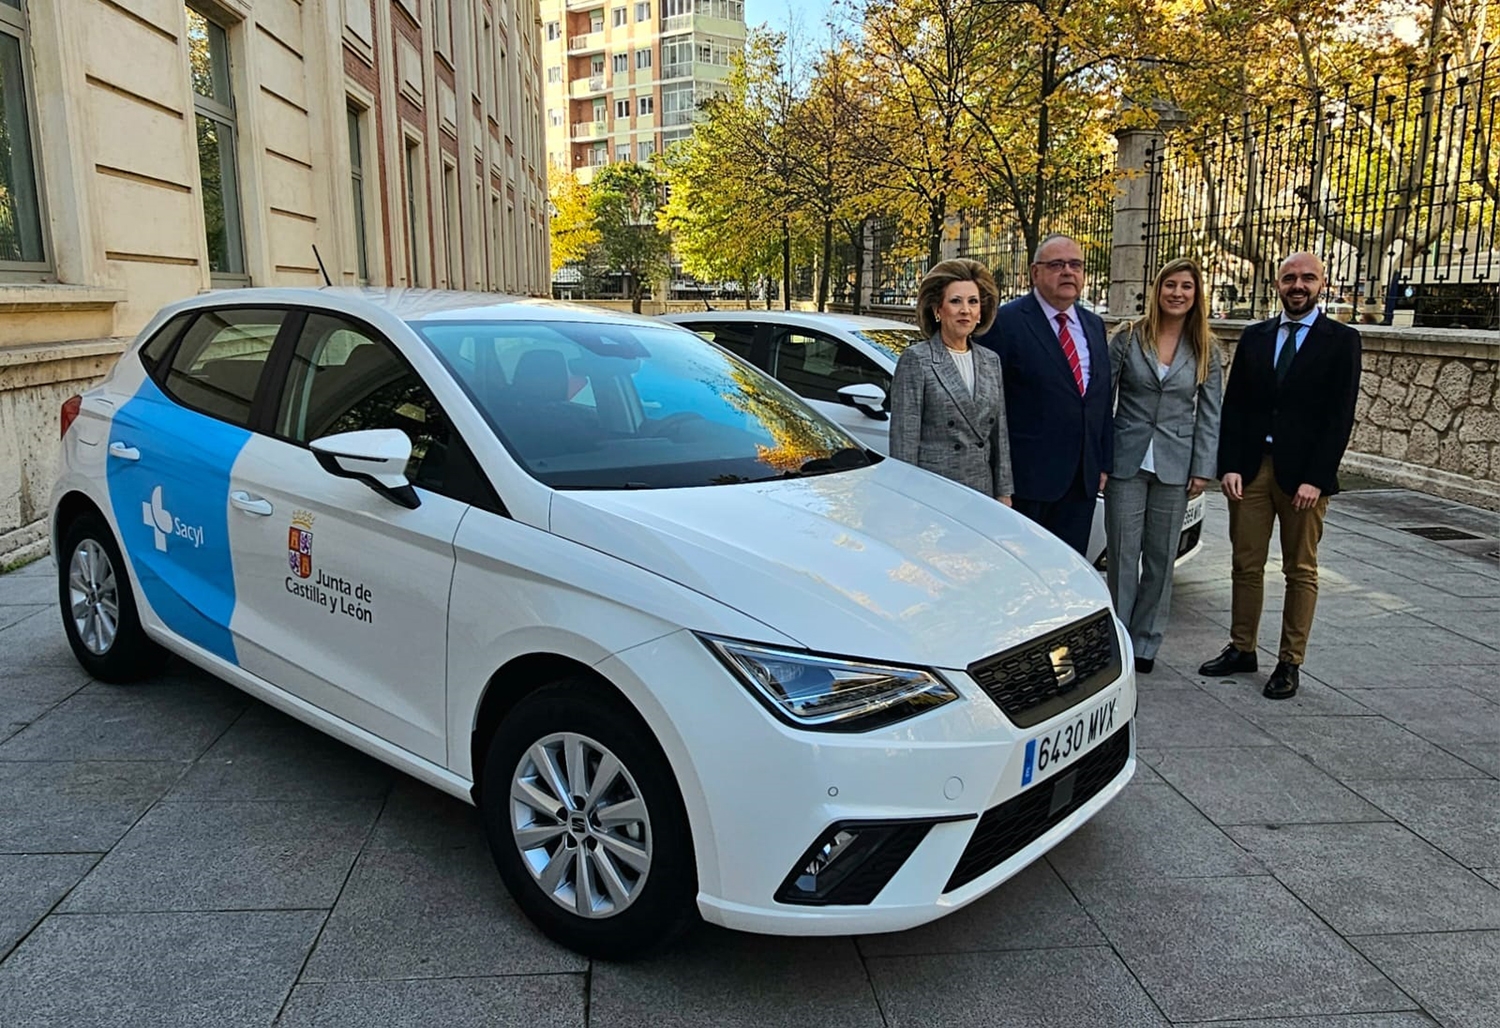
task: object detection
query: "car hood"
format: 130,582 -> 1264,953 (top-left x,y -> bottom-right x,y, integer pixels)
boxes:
548,459 -> 1112,669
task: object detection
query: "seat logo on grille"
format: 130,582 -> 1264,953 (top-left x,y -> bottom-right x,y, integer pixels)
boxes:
1049,645 -> 1077,688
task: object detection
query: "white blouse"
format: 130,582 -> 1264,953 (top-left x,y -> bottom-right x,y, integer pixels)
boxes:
949,346 -> 976,395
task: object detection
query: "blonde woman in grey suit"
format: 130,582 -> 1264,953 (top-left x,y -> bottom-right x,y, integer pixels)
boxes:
1105,257 -> 1224,673
891,259 -> 1014,505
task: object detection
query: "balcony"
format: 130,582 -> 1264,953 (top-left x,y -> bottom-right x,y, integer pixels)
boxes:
566,0 -> 600,8
569,74 -> 607,98
572,120 -> 608,140
567,32 -> 605,53
663,13 -> 693,31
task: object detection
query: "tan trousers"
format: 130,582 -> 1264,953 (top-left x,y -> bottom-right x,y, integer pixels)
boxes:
1229,456 -> 1330,665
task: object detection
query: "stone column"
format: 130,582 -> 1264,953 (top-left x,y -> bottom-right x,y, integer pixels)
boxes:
1109,126 -> 1161,319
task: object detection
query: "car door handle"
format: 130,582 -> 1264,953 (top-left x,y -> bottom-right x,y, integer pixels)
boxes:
229,491 -> 274,517
108,442 -> 140,461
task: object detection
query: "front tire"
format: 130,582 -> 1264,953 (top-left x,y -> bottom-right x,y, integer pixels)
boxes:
479,679 -> 697,959
57,512 -> 165,681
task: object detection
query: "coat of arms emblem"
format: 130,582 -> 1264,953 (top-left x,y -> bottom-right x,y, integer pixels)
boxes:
288,510 -> 315,579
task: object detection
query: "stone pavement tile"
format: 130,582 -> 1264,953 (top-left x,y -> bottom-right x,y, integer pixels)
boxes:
0,604 -> 47,630
0,910 -> 323,1028
1301,646 -> 1489,692
591,929 -> 883,1028
1212,672 -> 1377,716
0,698 -> 50,745
0,853 -> 99,959
1242,715 -> 1488,781
275,976 -> 587,1028
0,607 -> 75,668
857,859 -> 1101,958
0,760 -> 185,853
1479,868 -> 1500,888
1416,611 -> 1500,650
1133,687 -> 1278,749
59,800 -> 379,913
0,570 -> 52,605
1447,744 -> 1500,776
1425,572 -> 1500,598
1338,688 -> 1500,750
0,680 -> 247,762
1352,931 -> 1500,1028
867,945 -> 1169,1028
302,783 -> 584,980
1226,822 -> 1500,935
1150,747 -> 1387,825
0,663 -> 91,706
1175,1017 -> 1437,1028
1045,782 -> 1263,888
1428,665 -> 1500,704
1131,749 -> 1165,782
167,702 -> 393,803
1077,876 -> 1416,1023
1344,779 -> 1500,868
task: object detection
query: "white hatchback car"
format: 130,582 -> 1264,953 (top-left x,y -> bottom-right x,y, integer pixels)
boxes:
51,289 -> 1136,958
660,310 -> 1207,567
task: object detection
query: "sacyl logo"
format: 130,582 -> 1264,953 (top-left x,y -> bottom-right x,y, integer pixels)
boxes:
142,485 -> 205,552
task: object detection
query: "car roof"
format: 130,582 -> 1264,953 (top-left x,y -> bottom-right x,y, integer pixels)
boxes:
660,310 -> 920,333
154,287 -> 670,328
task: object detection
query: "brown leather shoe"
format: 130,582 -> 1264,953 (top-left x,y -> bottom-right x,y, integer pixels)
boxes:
1263,661 -> 1300,699
1198,644 -> 1258,676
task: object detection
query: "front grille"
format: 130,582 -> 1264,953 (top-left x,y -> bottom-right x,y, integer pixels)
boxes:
1177,520 -> 1203,558
944,725 -> 1131,892
967,610 -> 1120,728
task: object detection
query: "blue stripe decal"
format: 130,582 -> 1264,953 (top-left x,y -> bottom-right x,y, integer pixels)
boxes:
106,376 -> 251,665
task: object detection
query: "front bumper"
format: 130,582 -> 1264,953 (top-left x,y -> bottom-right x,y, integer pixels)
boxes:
597,622 -> 1137,936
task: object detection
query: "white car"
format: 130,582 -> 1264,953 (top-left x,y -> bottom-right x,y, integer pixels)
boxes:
660,310 -> 1206,567
51,289 -> 1136,958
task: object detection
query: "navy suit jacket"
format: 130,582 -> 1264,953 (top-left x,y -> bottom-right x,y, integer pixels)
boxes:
974,293 -> 1114,502
1217,312 -> 1362,496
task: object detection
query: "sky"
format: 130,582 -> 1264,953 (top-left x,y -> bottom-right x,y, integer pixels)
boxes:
743,0 -> 838,38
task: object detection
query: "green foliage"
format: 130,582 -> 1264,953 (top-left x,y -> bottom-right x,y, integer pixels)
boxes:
588,162 -> 673,313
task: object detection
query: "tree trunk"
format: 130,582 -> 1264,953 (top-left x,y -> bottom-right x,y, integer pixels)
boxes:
927,203 -> 944,267
817,217 -> 833,311
850,217 -> 867,316
630,274 -> 642,314
781,218 -> 792,311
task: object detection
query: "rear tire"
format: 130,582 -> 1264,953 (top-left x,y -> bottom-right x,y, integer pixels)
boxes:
57,512 -> 166,682
479,679 -> 697,960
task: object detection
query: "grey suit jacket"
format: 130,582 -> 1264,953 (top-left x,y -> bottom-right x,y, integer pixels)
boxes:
1108,326 -> 1224,485
890,335 -> 1014,498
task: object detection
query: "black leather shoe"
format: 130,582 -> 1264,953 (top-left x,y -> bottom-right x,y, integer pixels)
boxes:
1198,644 -> 1258,676
1135,657 -> 1154,675
1263,661 -> 1300,699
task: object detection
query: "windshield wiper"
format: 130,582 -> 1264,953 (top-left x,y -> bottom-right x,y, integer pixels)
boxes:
785,447 -> 873,478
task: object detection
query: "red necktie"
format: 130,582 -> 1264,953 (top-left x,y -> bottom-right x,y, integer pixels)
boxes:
1055,312 -> 1085,395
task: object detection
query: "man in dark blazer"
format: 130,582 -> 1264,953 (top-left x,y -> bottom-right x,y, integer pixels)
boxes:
1199,252 -> 1362,699
974,234 -> 1113,555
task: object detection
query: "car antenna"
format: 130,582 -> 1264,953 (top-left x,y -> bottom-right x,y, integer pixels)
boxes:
312,245 -> 332,287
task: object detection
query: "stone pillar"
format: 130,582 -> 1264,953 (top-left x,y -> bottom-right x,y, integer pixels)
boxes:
1109,127 -> 1163,319
859,218 -> 876,311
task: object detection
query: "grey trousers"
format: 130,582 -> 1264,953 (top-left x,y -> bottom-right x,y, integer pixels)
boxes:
1104,471 -> 1189,660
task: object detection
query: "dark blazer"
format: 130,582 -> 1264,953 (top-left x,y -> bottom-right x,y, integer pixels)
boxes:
1216,312 -> 1362,496
890,335 -> 1014,498
974,293 -> 1113,501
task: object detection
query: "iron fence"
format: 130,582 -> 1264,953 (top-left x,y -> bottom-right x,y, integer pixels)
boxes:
1144,49 -> 1500,329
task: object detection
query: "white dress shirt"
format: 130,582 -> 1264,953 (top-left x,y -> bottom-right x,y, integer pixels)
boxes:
1139,360 -> 1171,474
1035,292 -> 1091,388
949,346 -> 976,395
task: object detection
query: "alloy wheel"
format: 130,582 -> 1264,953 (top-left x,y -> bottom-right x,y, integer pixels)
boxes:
68,539 -> 119,656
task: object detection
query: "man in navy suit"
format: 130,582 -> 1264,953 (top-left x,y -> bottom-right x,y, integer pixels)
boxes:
1198,252 -> 1362,699
974,234 -> 1113,555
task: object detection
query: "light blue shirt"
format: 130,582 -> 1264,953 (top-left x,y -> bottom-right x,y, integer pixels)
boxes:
1035,292 -> 1091,389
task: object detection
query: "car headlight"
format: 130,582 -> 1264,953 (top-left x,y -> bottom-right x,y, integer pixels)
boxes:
702,637 -> 960,731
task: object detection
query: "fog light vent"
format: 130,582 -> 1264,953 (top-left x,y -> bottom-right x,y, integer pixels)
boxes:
775,820 -> 937,906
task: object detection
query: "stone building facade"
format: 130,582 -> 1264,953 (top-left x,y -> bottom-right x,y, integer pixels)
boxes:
0,0 -> 552,565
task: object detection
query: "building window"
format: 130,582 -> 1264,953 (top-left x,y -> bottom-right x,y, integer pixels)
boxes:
545,20 -> 559,40
635,1 -> 649,21
615,143 -> 630,162
661,80 -> 696,127
660,34 -> 691,79
614,98 -> 629,119
347,104 -> 370,283
612,52 -> 628,73
404,137 -> 426,286
442,161 -> 459,287
0,0 -> 47,271
434,0 -> 453,55
186,4 -> 246,280
637,95 -> 653,115
611,7 -> 626,26
635,47 -> 651,69
548,107 -> 563,126
636,139 -> 654,161
547,65 -> 560,83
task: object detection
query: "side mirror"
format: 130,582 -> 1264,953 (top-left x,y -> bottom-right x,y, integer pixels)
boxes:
310,429 -> 421,509
837,382 -> 889,420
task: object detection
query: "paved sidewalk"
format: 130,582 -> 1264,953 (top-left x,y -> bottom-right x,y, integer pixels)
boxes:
1,487 -> 1496,1027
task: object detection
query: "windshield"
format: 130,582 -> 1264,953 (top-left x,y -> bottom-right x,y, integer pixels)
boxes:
415,320 -> 872,489
853,328 -> 928,362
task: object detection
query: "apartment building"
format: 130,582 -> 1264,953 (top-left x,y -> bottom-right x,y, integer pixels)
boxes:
0,0 -> 551,565
539,0 -> 746,182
